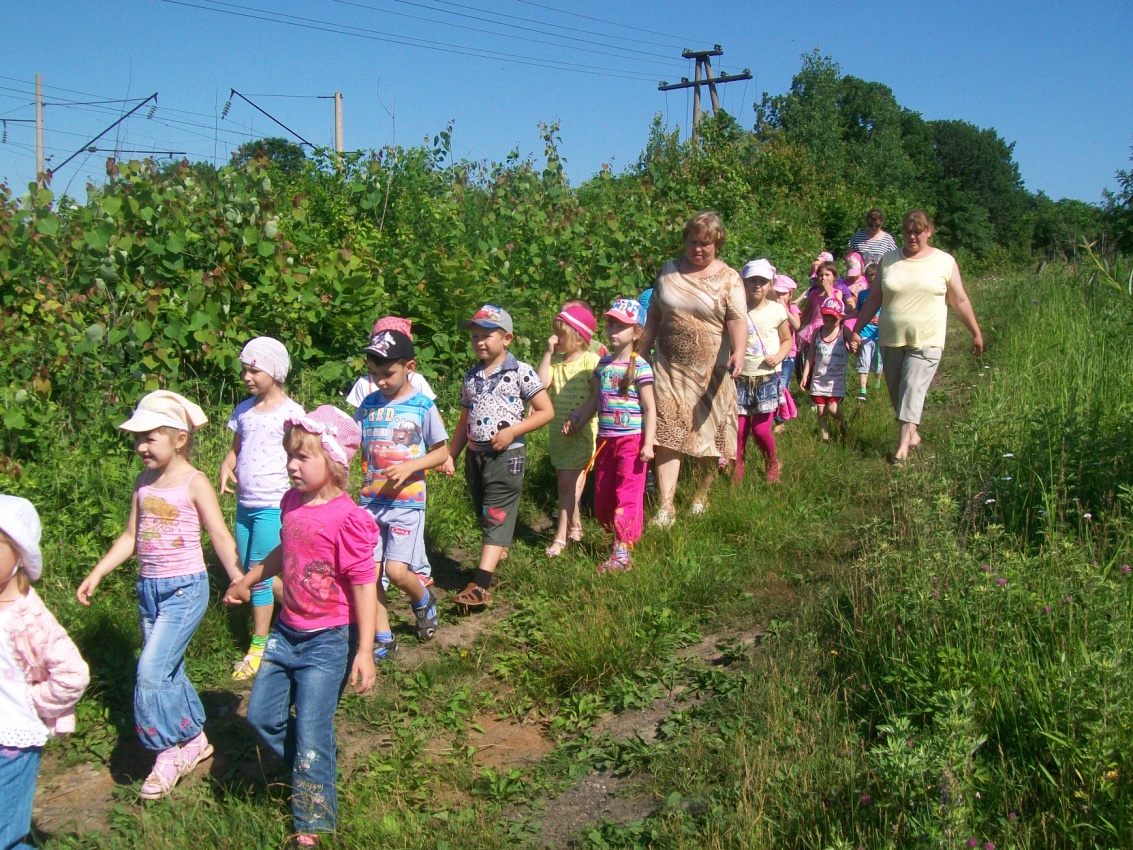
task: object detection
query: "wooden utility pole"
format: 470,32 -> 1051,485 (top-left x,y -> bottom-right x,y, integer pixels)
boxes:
658,46 -> 751,142
334,91 -> 343,155
35,74 -> 44,186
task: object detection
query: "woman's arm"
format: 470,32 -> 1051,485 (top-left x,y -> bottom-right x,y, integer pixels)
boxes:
640,294 -> 660,362
77,481 -> 141,605
946,261 -> 984,355
725,316 -> 747,378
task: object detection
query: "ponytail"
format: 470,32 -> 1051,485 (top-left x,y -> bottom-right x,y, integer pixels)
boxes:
618,340 -> 639,397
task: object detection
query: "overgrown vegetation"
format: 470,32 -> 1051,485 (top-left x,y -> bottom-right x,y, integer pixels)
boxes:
1,51 -> 1132,849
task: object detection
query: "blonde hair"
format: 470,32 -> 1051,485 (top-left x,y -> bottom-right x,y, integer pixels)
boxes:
154,426 -> 194,460
552,317 -> 588,355
616,324 -> 644,397
0,529 -> 29,595
682,211 -> 726,249
283,426 -> 350,499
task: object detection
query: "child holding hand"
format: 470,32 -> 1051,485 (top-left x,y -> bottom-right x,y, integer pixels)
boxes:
448,305 -> 554,611
1,496 -> 89,850
566,298 -> 655,572
537,301 -> 600,557
219,336 -> 305,680
226,406 -> 378,846
78,391 -> 242,800
800,297 -> 850,441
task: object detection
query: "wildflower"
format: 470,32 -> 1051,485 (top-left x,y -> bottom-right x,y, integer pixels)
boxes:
1000,476 -> 1013,481
1002,452 -> 1015,458
1084,513 -> 1093,520
985,498 -> 995,504
997,578 -> 1007,587
932,590 -> 940,599
980,564 -> 991,572
1121,564 -> 1130,575
860,794 -> 871,804
985,843 -> 996,850
830,650 -> 839,656
1043,605 -> 1052,614
1090,559 -> 1097,564
967,840 -> 979,848
1008,811 -> 1017,821
1065,595 -> 1073,604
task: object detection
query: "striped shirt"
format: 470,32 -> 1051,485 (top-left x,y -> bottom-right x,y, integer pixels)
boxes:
847,230 -> 899,265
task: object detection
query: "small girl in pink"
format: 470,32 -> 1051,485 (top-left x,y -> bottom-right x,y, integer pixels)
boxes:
772,274 -> 801,432
0,496 -> 89,850
225,405 -> 377,846
565,298 -> 656,572
78,391 -> 242,801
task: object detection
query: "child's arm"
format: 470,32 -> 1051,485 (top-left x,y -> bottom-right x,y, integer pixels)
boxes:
850,287 -> 883,352
349,581 -> 378,694
190,473 -> 244,584
536,336 -> 557,386
447,407 -> 470,470
491,388 -> 554,451
784,305 -> 801,331
800,342 -> 816,390
224,545 -> 282,605
564,374 -> 601,435
29,606 -> 90,724
765,320 -> 793,369
218,433 -> 241,495
638,382 -> 657,463
384,440 -> 449,487
77,480 -> 141,605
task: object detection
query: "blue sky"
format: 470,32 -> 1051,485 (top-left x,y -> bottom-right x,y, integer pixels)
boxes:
2,0 -> 1130,203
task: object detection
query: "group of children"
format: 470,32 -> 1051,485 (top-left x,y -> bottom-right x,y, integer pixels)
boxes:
0,263 -> 880,845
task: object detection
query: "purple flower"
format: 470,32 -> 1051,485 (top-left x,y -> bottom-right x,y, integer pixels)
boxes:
860,794 -> 871,804
1065,595 -> 1073,604
1008,811 -> 1017,821
1043,605 -> 1052,614
985,843 -> 996,850
967,840 -> 979,848
1091,560 -> 1098,565
997,577 -> 1007,587
980,564 -> 991,572
1121,564 -> 1130,575
932,590 -> 940,599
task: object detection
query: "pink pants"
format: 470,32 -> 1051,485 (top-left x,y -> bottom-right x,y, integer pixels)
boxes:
593,433 -> 646,544
736,412 -> 776,479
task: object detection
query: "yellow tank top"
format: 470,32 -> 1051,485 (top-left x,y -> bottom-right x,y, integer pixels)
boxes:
878,249 -> 955,349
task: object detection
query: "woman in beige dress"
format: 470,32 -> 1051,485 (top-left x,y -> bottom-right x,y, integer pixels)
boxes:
640,211 -> 748,527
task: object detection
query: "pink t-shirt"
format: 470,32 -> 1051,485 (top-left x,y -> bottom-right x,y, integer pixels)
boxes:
277,490 -> 378,631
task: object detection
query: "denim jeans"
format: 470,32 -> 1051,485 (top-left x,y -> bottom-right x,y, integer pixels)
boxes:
135,572 -> 209,750
247,621 -> 356,835
0,745 -> 42,850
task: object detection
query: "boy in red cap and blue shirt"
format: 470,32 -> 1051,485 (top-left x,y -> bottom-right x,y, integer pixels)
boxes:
354,329 -> 449,659
449,305 -> 555,610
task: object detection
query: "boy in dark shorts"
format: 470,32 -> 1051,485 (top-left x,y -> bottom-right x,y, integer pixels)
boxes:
449,305 -> 554,610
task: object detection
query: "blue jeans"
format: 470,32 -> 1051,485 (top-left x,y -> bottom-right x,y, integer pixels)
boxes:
247,622 -> 356,835
0,746 -> 42,850
135,572 -> 209,750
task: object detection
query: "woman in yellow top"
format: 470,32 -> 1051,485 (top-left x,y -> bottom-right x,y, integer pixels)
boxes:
851,210 -> 984,463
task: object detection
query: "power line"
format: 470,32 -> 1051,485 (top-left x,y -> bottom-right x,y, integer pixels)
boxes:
509,0 -> 686,46
161,0 -> 664,82
224,89 -> 315,147
329,0 -> 679,65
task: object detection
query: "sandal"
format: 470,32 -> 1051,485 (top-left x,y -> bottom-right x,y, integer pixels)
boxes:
568,524 -> 584,543
231,645 -> 264,680
453,582 -> 492,611
545,539 -> 568,557
140,746 -> 182,800
176,731 -> 213,778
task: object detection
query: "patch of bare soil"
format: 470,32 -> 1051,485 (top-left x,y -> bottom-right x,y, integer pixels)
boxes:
468,713 -> 552,769
680,626 -> 765,665
533,772 -> 657,848
32,758 -> 117,838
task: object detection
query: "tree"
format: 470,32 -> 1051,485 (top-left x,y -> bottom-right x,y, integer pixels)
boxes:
231,137 -> 307,176
1104,143 -> 1133,252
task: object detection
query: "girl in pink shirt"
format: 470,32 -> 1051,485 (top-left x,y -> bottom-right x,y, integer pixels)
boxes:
225,405 -> 377,846
1,496 -> 89,850
78,391 -> 242,801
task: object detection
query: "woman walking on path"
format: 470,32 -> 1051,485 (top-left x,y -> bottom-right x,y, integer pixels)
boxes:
847,208 -> 899,265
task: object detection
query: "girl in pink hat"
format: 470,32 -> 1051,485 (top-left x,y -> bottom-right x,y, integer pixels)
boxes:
78,391 -> 243,800
537,300 -> 601,556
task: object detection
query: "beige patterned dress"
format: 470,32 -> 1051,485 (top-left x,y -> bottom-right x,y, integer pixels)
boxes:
652,259 -> 747,460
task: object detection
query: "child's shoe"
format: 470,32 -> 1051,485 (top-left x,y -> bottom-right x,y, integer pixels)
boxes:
598,543 -> 632,573
177,731 -> 213,778
651,507 -> 675,529
767,460 -> 782,484
373,634 -> 398,663
413,588 -> 440,641
139,745 -> 182,800
232,644 -> 264,680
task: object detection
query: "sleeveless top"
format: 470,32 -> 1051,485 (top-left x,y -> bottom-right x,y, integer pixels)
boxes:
810,333 -> 849,398
136,470 -> 207,578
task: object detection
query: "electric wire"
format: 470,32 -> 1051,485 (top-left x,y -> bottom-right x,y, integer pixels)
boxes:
509,0 -> 686,45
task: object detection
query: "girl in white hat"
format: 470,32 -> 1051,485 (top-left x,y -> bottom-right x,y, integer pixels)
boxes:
0,495 -> 89,850
77,391 -> 243,801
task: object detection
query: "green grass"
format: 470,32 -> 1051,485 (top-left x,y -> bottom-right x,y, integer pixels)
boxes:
17,268 -> 1133,848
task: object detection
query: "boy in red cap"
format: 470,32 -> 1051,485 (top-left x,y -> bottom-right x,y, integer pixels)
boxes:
800,297 -> 850,441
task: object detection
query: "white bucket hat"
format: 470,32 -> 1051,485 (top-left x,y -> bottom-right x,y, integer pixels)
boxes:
0,494 -> 43,580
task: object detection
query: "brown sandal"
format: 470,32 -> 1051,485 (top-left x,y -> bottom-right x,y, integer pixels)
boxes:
454,582 -> 492,611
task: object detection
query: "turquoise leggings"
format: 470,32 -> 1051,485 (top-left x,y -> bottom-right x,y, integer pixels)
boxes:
235,504 -> 280,607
